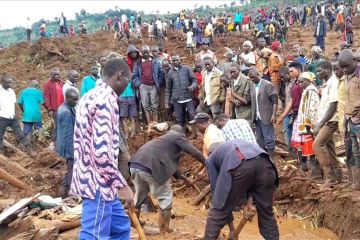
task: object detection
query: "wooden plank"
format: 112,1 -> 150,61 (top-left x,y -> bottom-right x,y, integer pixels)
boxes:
191,185 -> 211,206
3,140 -> 28,158
0,193 -> 41,224
0,168 -> 34,191
0,154 -> 30,176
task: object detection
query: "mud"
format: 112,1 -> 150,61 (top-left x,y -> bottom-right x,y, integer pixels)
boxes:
0,25 -> 360,239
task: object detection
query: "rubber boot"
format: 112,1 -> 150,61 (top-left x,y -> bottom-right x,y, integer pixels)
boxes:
332,166 -> 343,184
351,166 -> 360,191
309,157 -> 322,180
347,165 -> 353,183
319,166 -> 335,190
300,156 -> 309,172
159,208 -> 173,234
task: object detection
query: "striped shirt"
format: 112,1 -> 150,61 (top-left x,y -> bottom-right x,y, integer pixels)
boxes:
70,82 -> 127,201
221,119 -> 257,144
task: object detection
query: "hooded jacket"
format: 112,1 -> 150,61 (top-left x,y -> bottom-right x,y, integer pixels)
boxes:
127,45 -> 139,72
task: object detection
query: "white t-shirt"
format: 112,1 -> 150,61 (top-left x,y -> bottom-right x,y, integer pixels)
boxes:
186,31 -> 193,45
156,20 -> 163,30
317,74 -> 339,124
211,17 -> 217,25
184,19 -> 189,29
0,86 -> 16,119
204,69 -> 214,105
121,14 -> 127,23
240,52 -> 256,70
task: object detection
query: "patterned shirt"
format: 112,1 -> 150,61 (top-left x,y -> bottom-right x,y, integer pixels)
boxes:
70,83 -> 127,201
221,119 -> 257,144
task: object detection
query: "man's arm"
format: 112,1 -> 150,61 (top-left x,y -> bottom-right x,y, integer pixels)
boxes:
43,82 -> 52,111
176,134 -> 205,164
268,84 -> 278,123
188,67 -> 198,89
165,72 -> 173,106
59,111 -> 74,159
317,102 -> 338,129
18,93 -> 24,112
132,63 -> 141,88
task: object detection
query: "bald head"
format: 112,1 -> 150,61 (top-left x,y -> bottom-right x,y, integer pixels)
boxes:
338,49 -> 356,75
67,70 -> 79,83
29,80 -> 39,88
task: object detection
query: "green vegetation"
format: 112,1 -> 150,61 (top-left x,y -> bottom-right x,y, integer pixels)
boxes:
0,0 -> 295,47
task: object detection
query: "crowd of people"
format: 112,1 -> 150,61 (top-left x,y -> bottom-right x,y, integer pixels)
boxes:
1,1 -> 356,239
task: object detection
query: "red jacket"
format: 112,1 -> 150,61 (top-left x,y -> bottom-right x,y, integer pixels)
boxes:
194,71 -> 202,98
43,79 -> 65,112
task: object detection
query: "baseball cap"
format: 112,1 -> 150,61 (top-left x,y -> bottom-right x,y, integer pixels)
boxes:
189,112 -> 211,124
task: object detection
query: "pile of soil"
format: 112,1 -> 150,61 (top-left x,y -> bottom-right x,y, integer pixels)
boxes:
1,25 -> 360,239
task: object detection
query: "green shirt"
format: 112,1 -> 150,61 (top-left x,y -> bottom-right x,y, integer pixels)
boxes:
81,75 -> 98,96
18,87 -> 44,123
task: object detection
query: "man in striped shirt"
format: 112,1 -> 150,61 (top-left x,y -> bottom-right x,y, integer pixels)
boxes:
70,58 -> 134,239
216,113 -> 257,144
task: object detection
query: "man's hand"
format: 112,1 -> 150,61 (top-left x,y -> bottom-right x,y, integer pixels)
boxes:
165,103 -> 170,109
48,110 -> 54,119
275,118 -> 282,126
118,185 -> 134,208
188,86 -> 195,92
199,100 -> 204,108
243,199 -> 256,221
313,125 -> 322,137
234,99 -> 241,106
271,114 -> 276,124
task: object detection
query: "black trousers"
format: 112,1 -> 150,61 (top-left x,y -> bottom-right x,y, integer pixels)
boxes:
204,155 -> 279,240
0,117 -> 27,150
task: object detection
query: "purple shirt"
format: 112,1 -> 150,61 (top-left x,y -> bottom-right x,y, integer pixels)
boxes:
70,82 -> 127,201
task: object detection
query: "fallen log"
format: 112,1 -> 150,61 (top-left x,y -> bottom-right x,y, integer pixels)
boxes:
58,219 -> 81,232
3,139 -> 28,158
0,168 -> 34,191
191,184 -> 211,206
0,154 -> 31,176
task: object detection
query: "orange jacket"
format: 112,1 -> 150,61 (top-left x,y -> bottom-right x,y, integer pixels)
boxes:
268,52 -> 284,84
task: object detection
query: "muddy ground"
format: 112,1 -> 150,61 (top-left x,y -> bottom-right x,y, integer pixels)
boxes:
0,24 -> 360,239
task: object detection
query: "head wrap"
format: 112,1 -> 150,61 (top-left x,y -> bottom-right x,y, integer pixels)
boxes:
243,40 -> 253,49
311,46 -> 323,54
271,41 -> 281,51
224,47 -> 234,57
299,72 -> 316,82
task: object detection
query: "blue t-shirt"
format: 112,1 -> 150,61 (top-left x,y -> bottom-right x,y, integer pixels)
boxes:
81,75 -> 98,96
18,87 -> 44,123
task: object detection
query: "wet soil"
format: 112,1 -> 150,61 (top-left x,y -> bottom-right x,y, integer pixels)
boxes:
0,24 -> 360,239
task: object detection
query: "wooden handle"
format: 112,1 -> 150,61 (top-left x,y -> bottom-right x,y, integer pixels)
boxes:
128,206 -> 147,240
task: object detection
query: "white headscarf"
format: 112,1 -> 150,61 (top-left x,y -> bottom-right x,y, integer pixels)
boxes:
243,40 -> 253,50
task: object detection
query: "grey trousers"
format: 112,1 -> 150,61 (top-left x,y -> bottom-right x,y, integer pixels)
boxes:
130,168 -> 172,210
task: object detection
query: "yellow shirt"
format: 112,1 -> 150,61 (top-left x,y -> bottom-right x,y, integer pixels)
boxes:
338,76 -> 346,133
203,124 -> 225,157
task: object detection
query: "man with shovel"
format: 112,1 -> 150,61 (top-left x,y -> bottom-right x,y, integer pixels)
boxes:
203,139 -> 279,240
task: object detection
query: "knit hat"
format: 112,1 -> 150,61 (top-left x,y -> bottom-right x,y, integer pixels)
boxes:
243,40 -> 253,49
271,41 -> 281,50
299,72 -> 316,82
224,47 -> 234,57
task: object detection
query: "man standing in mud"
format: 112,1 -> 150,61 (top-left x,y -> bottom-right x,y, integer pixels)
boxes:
43,68 -> 64,147
70,58 -> 134,239
203,140 -> 279,240
56,88 -> 79,198
130,125 -> 205,234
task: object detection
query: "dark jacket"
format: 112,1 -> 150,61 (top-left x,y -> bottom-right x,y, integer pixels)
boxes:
206,139 -> 278,209
250,79 -> 278,125
130,130 -> 205,184
132,58 -> 164,89
56,103 -> 75,160
43,79 -> 65,112
314,19 -> 327,37
165,65 -> 197,104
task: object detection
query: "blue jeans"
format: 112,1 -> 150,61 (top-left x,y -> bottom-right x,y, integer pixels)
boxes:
283,114 -> 293,147
255,119 -> 275,151
349,120 -> 360,166
23,122 -> 42,136
315,36 -> 325,50
80,191 -> 130,240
